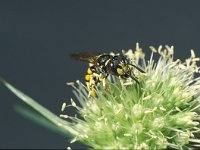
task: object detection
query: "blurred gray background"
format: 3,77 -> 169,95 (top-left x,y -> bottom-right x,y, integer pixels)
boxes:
1,0 -> 200,149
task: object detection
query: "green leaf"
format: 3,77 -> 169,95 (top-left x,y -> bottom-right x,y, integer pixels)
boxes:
15,104 -> 70,137
0,77 -> 78,136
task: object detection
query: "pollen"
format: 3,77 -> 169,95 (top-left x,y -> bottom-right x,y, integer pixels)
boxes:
66,82 -> 75,86
124,133 -> 132,137
70,138 -> 77,144
61,102 -> 67,112
70,98 -> 76,107
59,114 -> 69,119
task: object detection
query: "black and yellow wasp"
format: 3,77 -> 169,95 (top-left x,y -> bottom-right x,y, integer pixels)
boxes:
71,52 -> 145,96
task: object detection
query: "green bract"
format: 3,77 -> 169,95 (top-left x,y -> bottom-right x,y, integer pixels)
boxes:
1,43 -> 200,149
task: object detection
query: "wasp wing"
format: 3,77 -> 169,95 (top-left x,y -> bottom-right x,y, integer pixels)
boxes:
70,52 -> 101,65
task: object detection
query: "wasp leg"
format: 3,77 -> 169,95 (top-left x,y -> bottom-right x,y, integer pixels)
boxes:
120,72 -> 140,85
118,76 -> 124,88
130,75 -> 140,84
99,73 -> 107,87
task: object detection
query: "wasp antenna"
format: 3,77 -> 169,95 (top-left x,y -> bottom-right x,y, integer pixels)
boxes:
129,64 -> 145,73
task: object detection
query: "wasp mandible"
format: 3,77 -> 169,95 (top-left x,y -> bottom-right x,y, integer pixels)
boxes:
70,52 -> 145,96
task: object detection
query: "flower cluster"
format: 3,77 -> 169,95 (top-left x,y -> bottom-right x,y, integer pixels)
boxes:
59,43 -> 200,149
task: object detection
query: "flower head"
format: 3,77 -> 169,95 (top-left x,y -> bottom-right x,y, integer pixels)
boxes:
60,43 -> 200,149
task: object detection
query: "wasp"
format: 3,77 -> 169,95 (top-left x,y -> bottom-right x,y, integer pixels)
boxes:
70,52 -> 145,96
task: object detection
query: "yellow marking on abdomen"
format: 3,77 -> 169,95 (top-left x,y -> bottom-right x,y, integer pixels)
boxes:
85,74 -> 90,81
87,68 -> 93,75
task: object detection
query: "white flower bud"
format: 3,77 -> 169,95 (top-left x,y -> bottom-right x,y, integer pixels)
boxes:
174,132 -> 190,146
152,117 -> 165,129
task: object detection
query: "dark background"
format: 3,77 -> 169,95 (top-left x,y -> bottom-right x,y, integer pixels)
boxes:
1,0 -> 200,149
